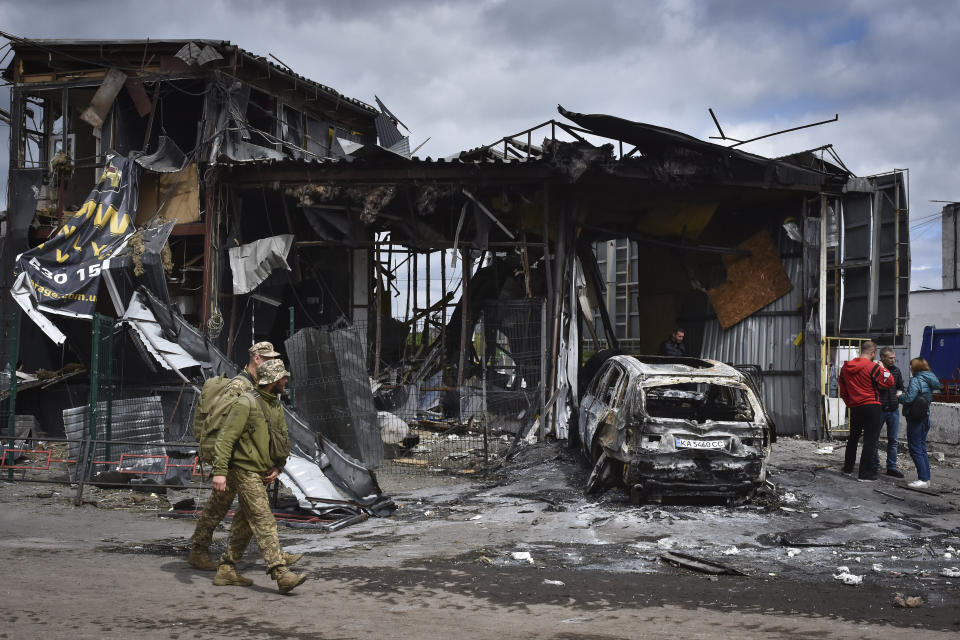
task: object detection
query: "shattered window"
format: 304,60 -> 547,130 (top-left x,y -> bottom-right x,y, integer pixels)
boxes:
19,93 -> 60,170
245,88 -> 278,149
598,365 -> 625,406
280,104 -> 304,157
644,383 -> 754,423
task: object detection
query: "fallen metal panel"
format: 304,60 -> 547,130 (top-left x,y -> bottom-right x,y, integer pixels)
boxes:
279,454 -> 363,515
123,291 -> 203,372
139,287 -> 234,378
10,272 -> 67,345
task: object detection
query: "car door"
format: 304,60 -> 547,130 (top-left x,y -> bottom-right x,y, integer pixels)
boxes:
579,361 -> 624,457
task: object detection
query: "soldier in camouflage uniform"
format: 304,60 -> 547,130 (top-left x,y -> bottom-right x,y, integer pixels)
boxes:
210,358 -> 307,594
188,342 -> 301,571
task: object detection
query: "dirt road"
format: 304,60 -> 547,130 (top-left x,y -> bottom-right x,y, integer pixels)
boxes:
1,438 -> 959,639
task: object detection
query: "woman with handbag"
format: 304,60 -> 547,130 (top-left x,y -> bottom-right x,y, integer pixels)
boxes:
899,358 -> 943,488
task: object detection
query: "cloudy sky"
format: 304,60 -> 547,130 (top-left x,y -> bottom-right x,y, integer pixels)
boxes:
1,0 -> 957,289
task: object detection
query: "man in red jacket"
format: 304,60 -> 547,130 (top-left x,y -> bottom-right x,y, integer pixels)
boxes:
838,340 -> 895,481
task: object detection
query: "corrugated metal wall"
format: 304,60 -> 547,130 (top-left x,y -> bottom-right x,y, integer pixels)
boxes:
701,256 -> 805,435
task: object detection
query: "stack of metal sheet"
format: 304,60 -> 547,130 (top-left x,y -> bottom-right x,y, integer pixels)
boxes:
63,396 -> 167,481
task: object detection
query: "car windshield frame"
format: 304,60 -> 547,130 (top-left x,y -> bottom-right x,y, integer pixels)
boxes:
637,378 -> 758,424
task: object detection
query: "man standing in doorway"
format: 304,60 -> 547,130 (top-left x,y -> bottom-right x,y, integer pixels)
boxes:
838,340 -> 895,481
874,346 -> 905,478
188,342 -> 301,571
211,358 -> 307,594
658,328 -> 687,357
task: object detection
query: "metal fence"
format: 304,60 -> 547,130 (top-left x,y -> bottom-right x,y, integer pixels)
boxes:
368,299 -> 546,478
1,296 -> 546,492
0,311 -> 209,502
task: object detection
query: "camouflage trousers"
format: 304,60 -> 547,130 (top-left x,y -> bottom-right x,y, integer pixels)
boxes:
190,478 -> 235,550
219,468 -> 286,574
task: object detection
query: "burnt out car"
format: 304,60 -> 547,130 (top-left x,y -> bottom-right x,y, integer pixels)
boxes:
577,355 -> 775,502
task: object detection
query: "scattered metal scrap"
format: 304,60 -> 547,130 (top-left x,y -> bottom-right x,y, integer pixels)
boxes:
880,512 -> 924,531
874,488 -> 906,501
660,551 -> 746,576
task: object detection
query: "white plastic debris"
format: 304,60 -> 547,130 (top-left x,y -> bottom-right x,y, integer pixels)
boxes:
833,567 -> 863,585
656,537 -> 676,550
786,548 -> 802,557
945,552 -> 954,560
377,411 -> 410,444
811,513 -> 819,519
722,546 -> 740,555
511,551 -> 534,564
872,563 -> 883,572
815,446 -> 834,455
781,492 -> 798,504
940,567 -> 960,578
543,579 -> 565,586
469,515 -> 482,521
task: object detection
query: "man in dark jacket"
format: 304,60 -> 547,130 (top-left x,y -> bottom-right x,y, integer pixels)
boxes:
658,328 -> 687,357
838,340 -> 895,481
873,347 -> 905,477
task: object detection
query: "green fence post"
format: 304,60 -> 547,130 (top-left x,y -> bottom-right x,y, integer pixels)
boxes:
77,313 -> 102,505
101,316 -> 114,463
5,310 -> 21,480
288,306 -> 295,410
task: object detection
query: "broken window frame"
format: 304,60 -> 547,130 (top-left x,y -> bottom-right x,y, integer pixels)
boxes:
14,88 -> 71,173
641,381 -> 757,424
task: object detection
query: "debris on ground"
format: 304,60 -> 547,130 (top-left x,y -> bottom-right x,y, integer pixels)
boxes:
892,593 -> 923,608
511,551 -> 534,563
661,551 -> 746,576
833,567 -> 863,585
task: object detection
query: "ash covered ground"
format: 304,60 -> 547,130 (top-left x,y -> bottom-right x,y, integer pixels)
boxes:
1,437 -> 959,638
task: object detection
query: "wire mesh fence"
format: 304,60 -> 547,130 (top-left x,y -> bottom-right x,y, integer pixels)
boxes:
361,298 -> 546,478
1,293 -> 546,493
0,311 -> 210,500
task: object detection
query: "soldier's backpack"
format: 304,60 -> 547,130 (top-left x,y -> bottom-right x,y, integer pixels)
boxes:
242,389 -> 291,463
193,375 -> 233,465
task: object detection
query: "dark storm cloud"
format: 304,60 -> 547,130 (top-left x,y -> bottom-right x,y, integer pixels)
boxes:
0,0 -> 956,285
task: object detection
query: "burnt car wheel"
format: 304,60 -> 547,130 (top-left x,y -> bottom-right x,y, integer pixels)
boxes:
585,450 -> 623,494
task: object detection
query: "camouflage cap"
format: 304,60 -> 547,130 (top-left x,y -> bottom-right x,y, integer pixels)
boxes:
257,358 -> 291,386
249,341 -> 280,358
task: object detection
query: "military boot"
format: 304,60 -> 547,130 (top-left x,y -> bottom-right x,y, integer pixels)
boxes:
273,567 -> 307,594
213,564 -> 253,587
188,547 -> 219,571
282,551 -> 303,566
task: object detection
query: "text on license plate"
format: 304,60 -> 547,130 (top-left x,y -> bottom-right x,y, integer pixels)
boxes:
675,438 -> 726,450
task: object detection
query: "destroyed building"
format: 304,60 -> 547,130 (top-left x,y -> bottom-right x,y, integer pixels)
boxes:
1,37 -> 911,490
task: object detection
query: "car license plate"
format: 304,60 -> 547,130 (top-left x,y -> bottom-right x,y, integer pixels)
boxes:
675,438 -> 726,450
